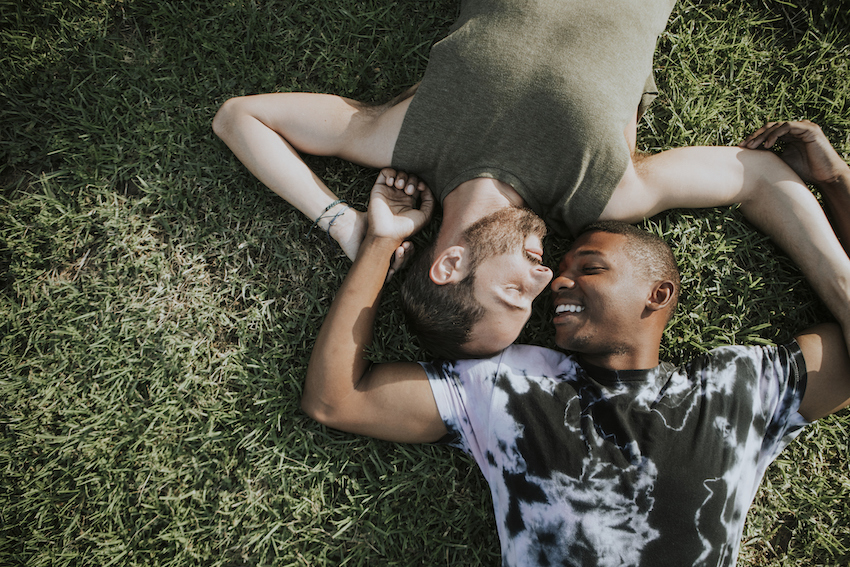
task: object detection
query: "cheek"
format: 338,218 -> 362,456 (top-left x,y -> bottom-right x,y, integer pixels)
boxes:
610,294 -> 647,324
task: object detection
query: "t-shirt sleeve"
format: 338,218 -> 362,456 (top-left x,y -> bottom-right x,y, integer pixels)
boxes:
754,340 -> 810,462
420,359 -> 497,477
420,360 -> 469,451
637,71 -> 658,119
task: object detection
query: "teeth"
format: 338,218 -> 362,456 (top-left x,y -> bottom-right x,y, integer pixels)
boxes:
555,304 -> 584,314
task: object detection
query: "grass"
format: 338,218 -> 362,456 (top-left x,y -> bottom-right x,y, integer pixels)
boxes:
1,0 -> 849,565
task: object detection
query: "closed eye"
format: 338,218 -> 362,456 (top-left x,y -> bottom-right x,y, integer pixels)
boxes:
524,251 -> 542,265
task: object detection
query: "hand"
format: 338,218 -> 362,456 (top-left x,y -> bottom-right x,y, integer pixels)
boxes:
367,168 -> 434,243
740,120 -> 850,187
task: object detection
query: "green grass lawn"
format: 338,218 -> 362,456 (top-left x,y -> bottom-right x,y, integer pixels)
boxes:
1,0 -> 849,565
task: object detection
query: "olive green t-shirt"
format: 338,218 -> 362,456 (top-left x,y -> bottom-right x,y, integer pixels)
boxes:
392,0 -> 676,235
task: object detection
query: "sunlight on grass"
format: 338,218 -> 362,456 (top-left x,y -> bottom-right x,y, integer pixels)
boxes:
2,0 -> 848,565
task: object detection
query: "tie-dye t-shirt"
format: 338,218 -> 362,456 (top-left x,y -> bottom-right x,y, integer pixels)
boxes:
422,342 -> 809,567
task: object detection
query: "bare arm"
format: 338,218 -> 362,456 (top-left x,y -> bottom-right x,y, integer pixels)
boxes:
212,92 -> 412,260
795,323 -> 850,421
739,122 -> 850,421
302,170 -> 447,443
740,120 -> 850,249
632,123 -> 850,421
607,142 -> 850,357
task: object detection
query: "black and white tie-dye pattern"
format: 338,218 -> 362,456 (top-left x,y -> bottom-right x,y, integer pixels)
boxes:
423,342 -> 809,567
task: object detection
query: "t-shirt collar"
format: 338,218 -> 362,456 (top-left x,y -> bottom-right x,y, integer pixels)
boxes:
576,356 -> 675,386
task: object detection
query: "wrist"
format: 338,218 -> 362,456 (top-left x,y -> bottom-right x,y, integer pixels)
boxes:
360,233 -> 404,255
820,166 -> 850,194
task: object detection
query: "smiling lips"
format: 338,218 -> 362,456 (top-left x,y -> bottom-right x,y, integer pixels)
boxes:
555,304 -> 584,314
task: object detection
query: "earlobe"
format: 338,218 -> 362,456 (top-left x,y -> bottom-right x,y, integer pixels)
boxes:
430,246 -> 467,285
647,281 -> 675,311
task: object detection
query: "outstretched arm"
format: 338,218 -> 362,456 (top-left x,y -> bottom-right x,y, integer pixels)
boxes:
212,92 -> 413,260
622,121 -> 850,422
302,169 -> 447,443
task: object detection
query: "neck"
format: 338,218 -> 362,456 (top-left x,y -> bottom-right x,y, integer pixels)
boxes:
575,328 -> 664,371
579,349 -> 661,372
435,178 -> 525,250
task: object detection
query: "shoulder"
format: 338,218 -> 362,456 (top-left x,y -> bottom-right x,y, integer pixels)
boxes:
421,344 -> 573,380
682,341 -> 806,395
691,341 -> 801,367
499,344 -> 573,370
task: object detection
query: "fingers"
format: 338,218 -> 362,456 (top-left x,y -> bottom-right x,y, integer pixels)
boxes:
379,168 -> 427,195
398,172 -> 425,195
377,168 -> 431,201
740,121 -> 789,149
378,167 -> 398,187
740,120 -> 820,149
418,186 -> 435,221
385,241 -> 414,283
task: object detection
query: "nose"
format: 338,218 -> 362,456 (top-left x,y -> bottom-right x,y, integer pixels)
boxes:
532,265 -> 553,289
550,272 -> 575,291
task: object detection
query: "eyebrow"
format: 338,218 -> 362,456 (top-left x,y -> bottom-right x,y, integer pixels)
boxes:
560,248 -> 607,270
573,249 -> 605,258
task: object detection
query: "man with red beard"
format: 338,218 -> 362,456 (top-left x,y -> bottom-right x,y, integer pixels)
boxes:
303,121 -> 850,566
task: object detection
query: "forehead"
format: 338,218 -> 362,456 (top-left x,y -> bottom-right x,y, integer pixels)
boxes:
559,231 -> 628,269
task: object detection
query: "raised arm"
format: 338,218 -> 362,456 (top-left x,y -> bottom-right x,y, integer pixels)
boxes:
212,92 -> 412,260
605,128 -> 850,358
740,120 -> 850,249
301,169 -> 447,443
745,121 -> 850,422
794,323 -> 850,421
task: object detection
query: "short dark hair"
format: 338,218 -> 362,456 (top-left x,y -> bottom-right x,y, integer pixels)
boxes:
400,243 -> 485,360
401,207 -> 546,360
579,220 -> 680,317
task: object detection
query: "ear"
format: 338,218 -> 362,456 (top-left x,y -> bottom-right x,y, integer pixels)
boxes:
646,281 -> 675,312
429,246 -> 467,285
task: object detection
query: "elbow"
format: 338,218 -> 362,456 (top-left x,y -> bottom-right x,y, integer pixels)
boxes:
300,393 -> 330,425
301,396 -> 350,431
212,96 -> 245,141
741,150 -> 809,205
302,364 -> 366,431
300,377 -> 342,428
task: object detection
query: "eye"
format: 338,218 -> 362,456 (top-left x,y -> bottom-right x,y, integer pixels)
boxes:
523,250 -> 543,265
582,265 -> 604,274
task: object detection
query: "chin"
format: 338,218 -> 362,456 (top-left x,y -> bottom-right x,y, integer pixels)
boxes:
554,333 -> 588,353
